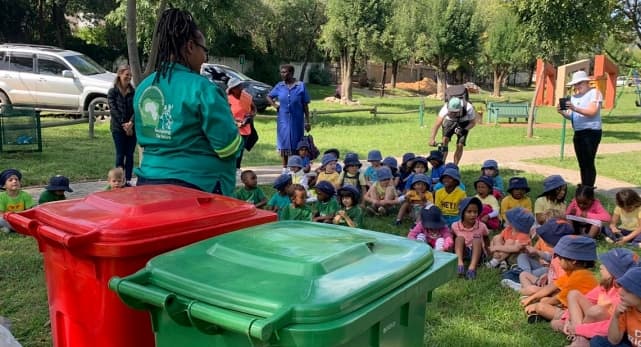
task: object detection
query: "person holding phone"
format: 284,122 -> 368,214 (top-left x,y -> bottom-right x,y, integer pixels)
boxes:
557,70 -> 603,188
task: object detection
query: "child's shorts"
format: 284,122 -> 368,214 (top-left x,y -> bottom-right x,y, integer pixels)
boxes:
463,246 -> 487,262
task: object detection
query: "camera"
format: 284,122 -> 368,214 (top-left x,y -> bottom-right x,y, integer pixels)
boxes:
559,97 -> 569,111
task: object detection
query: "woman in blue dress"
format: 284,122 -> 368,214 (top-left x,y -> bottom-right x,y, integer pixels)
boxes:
267,64 -> 311,173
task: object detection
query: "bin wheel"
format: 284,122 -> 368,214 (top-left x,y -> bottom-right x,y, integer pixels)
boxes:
87,97 -> 109,119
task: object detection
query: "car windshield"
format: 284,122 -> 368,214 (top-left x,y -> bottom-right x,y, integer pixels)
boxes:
220,66 -> 252,81
64,54 -> 106,75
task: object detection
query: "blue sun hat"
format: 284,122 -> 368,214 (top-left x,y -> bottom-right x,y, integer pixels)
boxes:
315,180 -> 336,197
338,184 -> 360,204
481,160 -> 498,171
287,155 -> 303,168
535,218 -> 574,246
367,150 -> 382,162
541,175 -> 567,194
273,174 -> 292,190
376,166 -> 392,181
421,205 -> 447,229
296,140 -> 310,150
427,150 -> 444,164
411,157 -> 428,169
0,168 -> 22,188
45,175 -> 73,192
343,152 -> 362,168
320,153 -> 338,167
599,248 -> 639,280
505,207 -> 535,233
474,176 -> 494,190
382,156 -> 398,169
439,168 -> 460,184
507,177 -> 530,193
616,267 -> 641,298
554,235 -> 597,262
458,197 -> 482,220
411,174 -> 430,189
402,153 -> 416,165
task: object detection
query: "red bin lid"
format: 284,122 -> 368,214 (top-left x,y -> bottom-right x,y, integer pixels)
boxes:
9,185 -> 263,256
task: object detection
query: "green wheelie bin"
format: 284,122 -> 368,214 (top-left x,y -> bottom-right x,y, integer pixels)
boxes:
110,221 -> 457,347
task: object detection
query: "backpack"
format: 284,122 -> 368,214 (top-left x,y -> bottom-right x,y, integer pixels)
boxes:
444,85 -> 469,118
301,133 -> 320,160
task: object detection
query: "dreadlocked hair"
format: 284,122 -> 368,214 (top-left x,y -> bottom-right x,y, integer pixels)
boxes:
153,8 -> 199,84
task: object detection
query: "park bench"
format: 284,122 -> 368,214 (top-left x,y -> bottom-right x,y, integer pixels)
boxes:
486,102 -> 534,125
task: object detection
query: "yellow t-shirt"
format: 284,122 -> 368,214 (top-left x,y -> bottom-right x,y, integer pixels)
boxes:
317,172 -> 341,188
500,195 -> 532,221
406,190 -> 434,205
614,205 -> 641,231
534,196 -> 566,216
434,187 -> 466,217
476,194 -> 500,213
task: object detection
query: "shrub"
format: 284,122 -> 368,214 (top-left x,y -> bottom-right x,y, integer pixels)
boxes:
309,64 -> 332,86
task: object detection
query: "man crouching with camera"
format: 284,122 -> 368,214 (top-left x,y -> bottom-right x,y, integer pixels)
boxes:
429,96 -> 477,165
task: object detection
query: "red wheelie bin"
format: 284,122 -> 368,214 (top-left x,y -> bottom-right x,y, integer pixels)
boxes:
6,185 -> 276,347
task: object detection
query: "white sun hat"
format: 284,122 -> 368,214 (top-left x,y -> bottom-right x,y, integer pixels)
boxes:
226,78 -> 243,93
567,70 -> 591,86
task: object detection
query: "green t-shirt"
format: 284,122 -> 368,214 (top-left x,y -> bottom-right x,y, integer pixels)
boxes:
337,206 -> 364,228
280,204 -> 313,221
267,193 -> 292,219
0,191 -> 35,212
38,190 -> 66,204
234,187 -> 266,205
313,197 -> 339,217
134,63 -> 242,196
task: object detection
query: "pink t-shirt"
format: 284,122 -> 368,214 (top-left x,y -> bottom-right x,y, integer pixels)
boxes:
408,224 -> 453,250
451,220 -> 489,247
560,286 -> 620,338
566,198 -> 611,223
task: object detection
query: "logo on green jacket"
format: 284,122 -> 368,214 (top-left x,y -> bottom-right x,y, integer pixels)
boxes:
137,86 -> 173,140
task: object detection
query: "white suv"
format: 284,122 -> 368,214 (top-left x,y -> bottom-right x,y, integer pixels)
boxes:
0,44 -> 115,115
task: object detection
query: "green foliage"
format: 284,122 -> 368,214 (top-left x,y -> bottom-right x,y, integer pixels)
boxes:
308,64 -> 332,86
246,53 -> 281,85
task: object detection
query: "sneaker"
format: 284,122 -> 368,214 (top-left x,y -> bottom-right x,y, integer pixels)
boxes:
466,269 -> 477,280
500,279 -> 522,291
499,260 -> 509,273
377,206 -> 387,216
457,265 -> 465,277
485,258 -> 499,268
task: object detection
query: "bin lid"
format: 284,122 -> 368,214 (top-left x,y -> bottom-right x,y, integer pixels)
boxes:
14,185 -> 261,255
143,221 -> 434,324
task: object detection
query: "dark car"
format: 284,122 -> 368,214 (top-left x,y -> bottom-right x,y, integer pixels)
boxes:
200,63 -> 271,112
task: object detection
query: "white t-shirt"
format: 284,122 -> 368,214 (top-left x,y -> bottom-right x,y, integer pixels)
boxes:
438,102 -> 476,122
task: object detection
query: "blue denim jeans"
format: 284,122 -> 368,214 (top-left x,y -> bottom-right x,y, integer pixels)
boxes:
589,335 -> 631,347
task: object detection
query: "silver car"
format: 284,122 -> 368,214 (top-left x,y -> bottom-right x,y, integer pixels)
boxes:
0,44 -> 114,115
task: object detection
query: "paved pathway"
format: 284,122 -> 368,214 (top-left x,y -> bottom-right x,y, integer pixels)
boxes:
23,142 -> 641,201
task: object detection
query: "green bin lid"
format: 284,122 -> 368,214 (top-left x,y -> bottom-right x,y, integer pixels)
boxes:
143,221 -> 434,324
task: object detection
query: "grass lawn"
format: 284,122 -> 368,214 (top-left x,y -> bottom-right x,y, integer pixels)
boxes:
2,85 -> 641,186
1,167 -> 631,347
528,151 -> 641,187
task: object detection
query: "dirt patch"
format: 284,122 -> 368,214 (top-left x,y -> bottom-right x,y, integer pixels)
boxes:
392,78 -> 437,95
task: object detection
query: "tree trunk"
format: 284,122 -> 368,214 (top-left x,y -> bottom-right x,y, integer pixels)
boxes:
380,61 -> 387,97
339,48 -> 353,104
390,60 -> 399,88
299,26 -> 320,82
126,0 -> 143,85
51,0 -> 68,48
143,0 -> 168,78
436,69 -> 447,99
527,61 -> 536,88
492,68 -> 502,97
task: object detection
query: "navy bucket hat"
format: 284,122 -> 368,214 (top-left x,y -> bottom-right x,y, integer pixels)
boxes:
273,174 -> 292,190
554,235 -> 597,262
0,168 -> 21,188
45,175 -> 73,192
367,150 -> 382,161
458,197 -> 482,220
439,168 -> 461,184
343,153 -> 362,167
617,267 -> 641,298
421,205 -> 447,229
427,150 -> 444,164
541,175 -> 567,194
474,176 -> 494,190
411,174 -> 430,189
599,248 -> 639,280
535,218 -> 574,247
481,159 -> 498,170
321,153 -> 338,167
338,184 -> 360,204
315,180 -> 336,197
382,156 -> 398,169
505,207 -> 535,233
287,155 -> 304,168
411,157 -> 428,169
402,153 -> 416,164
507,177 -> 530,193
376,166 -> 393,181
296,140 -> 310,150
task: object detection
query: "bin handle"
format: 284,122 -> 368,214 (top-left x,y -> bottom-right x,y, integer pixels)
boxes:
188,301 -> 274,342
4,212 -> 38,236
109,277 -> 176,310
36,225 -> 102,248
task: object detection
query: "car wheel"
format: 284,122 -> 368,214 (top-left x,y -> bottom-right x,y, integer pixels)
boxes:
0,91 -> 11,108
87,97 -> 109,119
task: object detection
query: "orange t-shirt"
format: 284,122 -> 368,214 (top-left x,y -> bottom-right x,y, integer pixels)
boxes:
499,226 -> 531,245
617,308 -> 641,346
228,91 -> 253,136
554,269 -> 598,307
534,238 -> 553,254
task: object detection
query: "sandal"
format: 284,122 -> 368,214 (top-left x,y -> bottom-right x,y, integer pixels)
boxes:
457,265 -> 465,277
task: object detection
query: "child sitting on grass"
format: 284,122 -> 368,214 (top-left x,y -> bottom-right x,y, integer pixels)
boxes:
403,156 -> 428,193
287,155 -> 309,189
267,174 -> 292,219
452,197 -> 489,280
408,205 -> 453,251
566,184 -> 610,238
590,267 -> 641,347
295,140 -> 313,173
0,168 -> 35,233
474,175 -> 500,231
487,207 -> 534,271
434,168 -> 467,226
517,218 -> 574,295
333,185 -> 363,228
604,188 -> 641,247
395,174 -> 433,226
427,150 -> 445,189
105,167 -> 127,190
38,175 -> 73,204
317,153 -> 340,189
280,184 -> 312,221
398,152 -> 415,192
500,177 -> 532,223
364,166 -> 399,216
534,175 -> 568,225
312,181 -> 339,223
233,170 -> 267,209
522,235 -> 598,324
480,159 -> 504,197
364,149 -> 382,187
551,248 -> 638,347
338,153 -> 367,195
